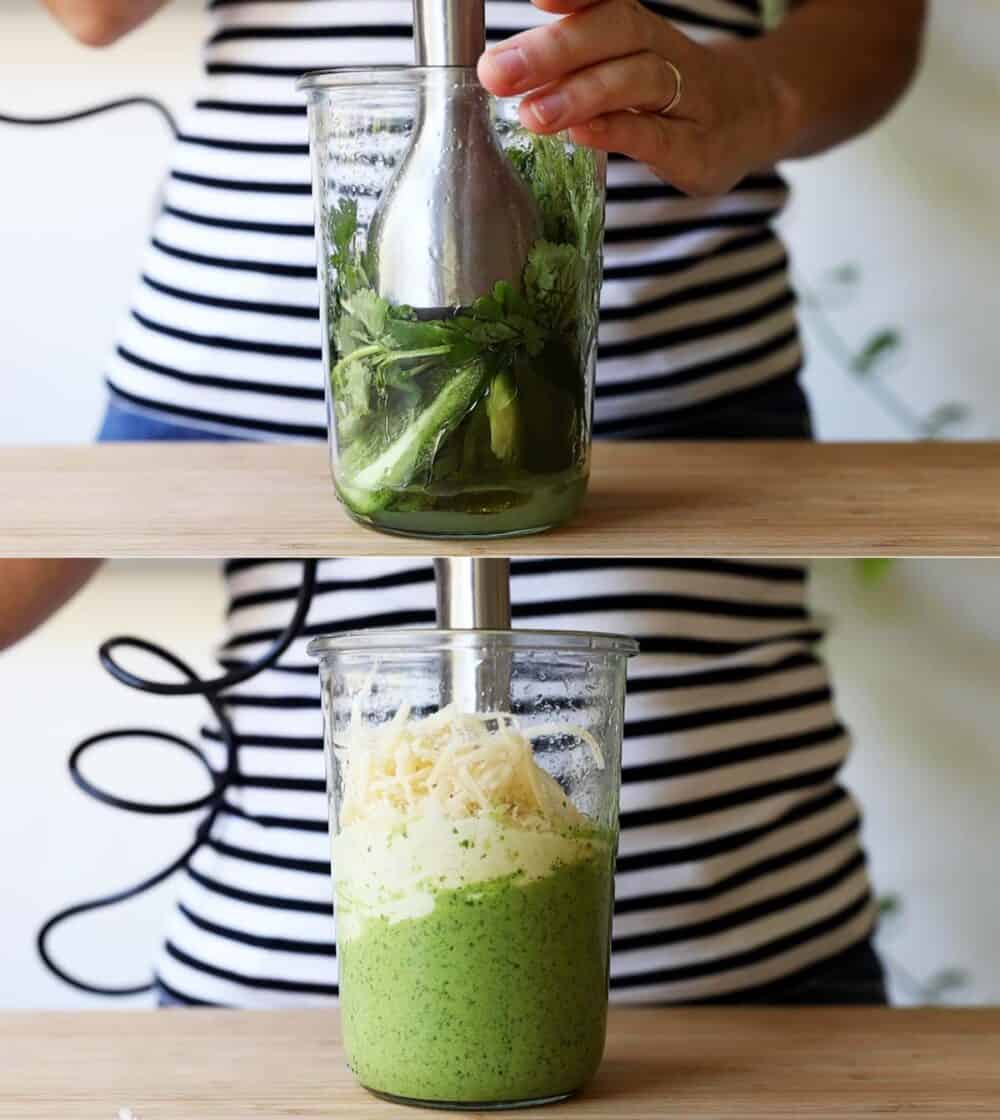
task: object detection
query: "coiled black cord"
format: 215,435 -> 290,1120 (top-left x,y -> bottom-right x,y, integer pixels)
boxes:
0,95 -> 178,138
9,89 -> 305,995
37,560 -> 318,997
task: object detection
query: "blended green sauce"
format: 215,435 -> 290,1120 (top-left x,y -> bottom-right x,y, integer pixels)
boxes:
337,847 -> 614,1105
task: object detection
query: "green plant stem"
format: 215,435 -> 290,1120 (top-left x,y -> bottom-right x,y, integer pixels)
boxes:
798,286 -> 930,438
880,950 -> 961,1005
331,344 -> 383,381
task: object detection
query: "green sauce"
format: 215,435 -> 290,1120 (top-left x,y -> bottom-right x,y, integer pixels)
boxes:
337,849 -> 614,1105
342,470 -> 589,539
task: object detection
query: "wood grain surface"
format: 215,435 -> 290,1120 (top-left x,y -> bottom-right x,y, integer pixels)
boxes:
2,1007 -> 998,1119
3,441 -> 1000,557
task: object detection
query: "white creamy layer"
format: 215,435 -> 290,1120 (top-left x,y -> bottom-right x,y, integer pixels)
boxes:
332,813 -> 601,941
330,704 -> 607,941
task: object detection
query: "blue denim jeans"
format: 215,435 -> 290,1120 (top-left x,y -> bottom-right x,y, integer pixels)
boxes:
97,399 -> 240,443
99,371 -> 813,446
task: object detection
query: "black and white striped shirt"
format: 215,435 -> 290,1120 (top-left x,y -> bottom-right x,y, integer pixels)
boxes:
106,0 -> 802,439
155,558 -> 875,1006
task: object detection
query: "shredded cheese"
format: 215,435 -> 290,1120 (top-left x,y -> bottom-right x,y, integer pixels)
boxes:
336,703 -> 596,829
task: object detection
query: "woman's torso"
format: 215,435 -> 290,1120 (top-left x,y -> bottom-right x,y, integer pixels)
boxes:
155,558 -> 876,1007
130,1 -> 874,1009
106,0 -> 802,439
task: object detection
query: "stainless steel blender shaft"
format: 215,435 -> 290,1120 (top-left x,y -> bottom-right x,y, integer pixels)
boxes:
434,558 -> 511,630
434,558 -> 512,712
367,0 -> 541,313
415,0 -> 485,67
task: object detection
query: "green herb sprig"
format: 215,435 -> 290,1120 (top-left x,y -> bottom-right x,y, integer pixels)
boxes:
325,133 -> 603,511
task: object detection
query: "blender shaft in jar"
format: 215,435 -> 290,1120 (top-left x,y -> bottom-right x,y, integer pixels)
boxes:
367,0 -> 541,312
415,0 -> 485,67
433,558 -> 512,713
434,558 -> 511,630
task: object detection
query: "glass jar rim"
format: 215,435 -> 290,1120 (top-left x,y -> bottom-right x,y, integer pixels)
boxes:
307,628 -> 640,659
298,65 -> 487,93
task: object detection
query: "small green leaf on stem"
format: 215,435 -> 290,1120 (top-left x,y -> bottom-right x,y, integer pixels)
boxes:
828,263 -> 861,287
922,402 -> 970,438
877,893 -> 903,917
851,329 -> 902,376
856,558 -> 895,585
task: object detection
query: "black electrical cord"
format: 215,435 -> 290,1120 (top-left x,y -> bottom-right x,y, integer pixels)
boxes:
8,85 -> 304,995
37,560 -> 318,997
0,95 -> 179,138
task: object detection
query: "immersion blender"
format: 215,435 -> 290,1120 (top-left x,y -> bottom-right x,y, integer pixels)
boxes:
368,0 -> 541,315
433,557 -> 512,711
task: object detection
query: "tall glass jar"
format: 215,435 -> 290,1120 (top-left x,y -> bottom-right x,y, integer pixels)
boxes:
308,629 -> 638,1109
299,68 -> 607,539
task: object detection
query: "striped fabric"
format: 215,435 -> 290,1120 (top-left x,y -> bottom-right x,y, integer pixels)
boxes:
132,0 -> 874,1008
154,559 -> 876,1006
106,0 -> 803,438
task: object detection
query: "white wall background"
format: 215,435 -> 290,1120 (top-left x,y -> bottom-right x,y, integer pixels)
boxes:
819,559 -> 1000,1006
1,5 -> 999,1008
1,0 -> 203,444
1,562 -> 226,1009
784,1 -> 1000,441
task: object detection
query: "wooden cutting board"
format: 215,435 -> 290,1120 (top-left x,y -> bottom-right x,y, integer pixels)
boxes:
4,441 -> 1000,556
2,1007 -> 998,1119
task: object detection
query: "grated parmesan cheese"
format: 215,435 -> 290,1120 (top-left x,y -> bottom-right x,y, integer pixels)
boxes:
336,704 -> 595,829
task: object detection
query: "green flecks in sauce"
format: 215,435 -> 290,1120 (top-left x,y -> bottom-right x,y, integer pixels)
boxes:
338,846 -> 613,1104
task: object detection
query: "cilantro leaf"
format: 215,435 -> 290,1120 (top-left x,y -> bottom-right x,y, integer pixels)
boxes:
524,242 -> 585,335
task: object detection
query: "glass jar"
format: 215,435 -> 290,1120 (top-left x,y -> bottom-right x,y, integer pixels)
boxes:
299,68 -> 607,539
308,629 -> 638,1109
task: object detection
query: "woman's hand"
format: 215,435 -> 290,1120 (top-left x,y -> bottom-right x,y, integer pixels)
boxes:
479,0 -> 927,199
478,0 -> 789,198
